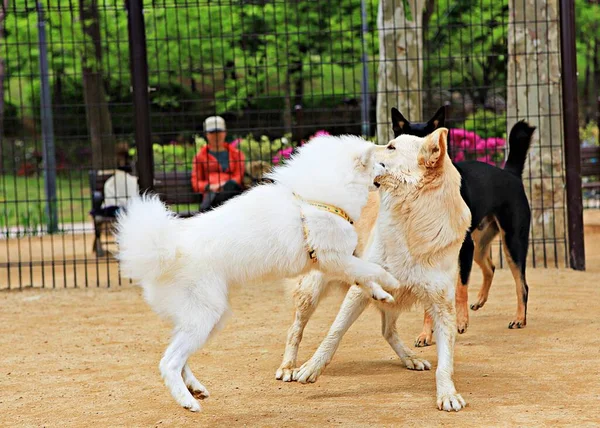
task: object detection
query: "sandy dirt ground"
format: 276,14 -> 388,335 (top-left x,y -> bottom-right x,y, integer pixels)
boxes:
1,213 -> 600,427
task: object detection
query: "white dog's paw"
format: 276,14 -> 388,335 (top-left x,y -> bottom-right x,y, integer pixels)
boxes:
177,394 -> 202,412
371,286 -> 395,303
437,393 -> 467,412
402,357 -> 431,371
292,359 -> 324,384
186,381 -> 209,400
382,272 -> 400,290
182,369 -> 210,399
276,366 -> 296,382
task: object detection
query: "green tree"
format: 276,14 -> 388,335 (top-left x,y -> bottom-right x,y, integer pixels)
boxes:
0,0 -> 8,171
212,1 -> 378,131
2,1 -> 126,161
425,0 -> 508,107
80,0 -> 116,169
576,0 -> 600,123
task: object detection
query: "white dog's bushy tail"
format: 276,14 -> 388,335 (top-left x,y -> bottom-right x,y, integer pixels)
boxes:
116,194 -> 178,284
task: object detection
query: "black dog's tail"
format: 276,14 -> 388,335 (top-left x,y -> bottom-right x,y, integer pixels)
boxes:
504,121 -> 536,178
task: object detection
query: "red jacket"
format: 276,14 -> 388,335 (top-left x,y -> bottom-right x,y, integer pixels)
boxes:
191,144 -> 246,193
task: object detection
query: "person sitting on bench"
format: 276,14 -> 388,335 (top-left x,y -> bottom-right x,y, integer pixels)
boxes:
191,115 -> 245,211
102,166 -> 139,216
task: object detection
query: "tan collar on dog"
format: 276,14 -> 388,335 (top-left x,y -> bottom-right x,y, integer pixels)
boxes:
293,193 -> 354,225
294,193 -> 354,263
299,212 -> 318,263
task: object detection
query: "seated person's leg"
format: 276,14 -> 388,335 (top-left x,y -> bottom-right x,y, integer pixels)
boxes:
200,180 -> 243,212
199,185 -> 217,212
211,180 -> 243,208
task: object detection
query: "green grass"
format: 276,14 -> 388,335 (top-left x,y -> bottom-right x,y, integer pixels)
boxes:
0,174 -> 90,230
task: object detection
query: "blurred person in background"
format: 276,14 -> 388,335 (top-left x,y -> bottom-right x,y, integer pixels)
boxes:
191,115 -> 245,211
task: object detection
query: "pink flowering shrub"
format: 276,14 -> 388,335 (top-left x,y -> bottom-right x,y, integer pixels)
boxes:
449,128 -> 506,166
311,130 -> 331,138
272,130 -> 331,164
272,146 -> 295,164
268,127 -> 504,167
229,138 -> 242,148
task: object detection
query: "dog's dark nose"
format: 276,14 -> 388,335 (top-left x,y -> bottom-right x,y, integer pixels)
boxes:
379,162 -> 385,168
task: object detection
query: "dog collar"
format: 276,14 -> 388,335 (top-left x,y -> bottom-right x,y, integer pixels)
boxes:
293,193 -> 354,225
294,193 -> 354,264
299,212 -> 318,263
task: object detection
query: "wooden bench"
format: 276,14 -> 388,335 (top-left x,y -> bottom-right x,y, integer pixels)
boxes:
88,170 -> 201,256
581,146 -> 600,190
154,170 -> 201,218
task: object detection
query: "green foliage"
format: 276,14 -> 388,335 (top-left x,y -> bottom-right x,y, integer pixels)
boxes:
1,0 -> 597,145
580,122 -> 599,146
213,0 -> 379,113
0,175 -> 89,230
0,205 -> 44,238
129,143 -> 200,173
462,110 -> 507,139
426,0 -> 508,103
236,134 -> 291,162
152,144 -> 199,173
130,132 -> 295,172
575,0 -> 600,74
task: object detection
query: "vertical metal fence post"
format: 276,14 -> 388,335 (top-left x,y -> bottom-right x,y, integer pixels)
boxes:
359,0 -> 370,137
559,0 -> 585,270
37,2 -> 58,234
127,0 -> 153,193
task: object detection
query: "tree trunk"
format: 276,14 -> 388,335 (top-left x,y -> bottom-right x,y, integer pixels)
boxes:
0,0 -> 7,173
507,0 -> 565,267
376,0 -> 425,144
79,0 -> 116,170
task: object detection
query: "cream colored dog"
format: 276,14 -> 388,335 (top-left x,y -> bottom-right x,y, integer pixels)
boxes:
276,128 -> 472,411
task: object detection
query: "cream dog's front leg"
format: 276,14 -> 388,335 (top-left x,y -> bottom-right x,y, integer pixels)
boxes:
427,296 -> 467,412
276,270 -> 329,382
292,285 -> 370,383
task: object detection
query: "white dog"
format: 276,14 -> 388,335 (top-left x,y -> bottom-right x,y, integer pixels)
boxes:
276,128 -> 472,411
116,135 -> 401,412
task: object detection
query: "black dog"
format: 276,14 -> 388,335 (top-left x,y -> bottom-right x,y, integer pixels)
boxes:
390,107 -> 534,346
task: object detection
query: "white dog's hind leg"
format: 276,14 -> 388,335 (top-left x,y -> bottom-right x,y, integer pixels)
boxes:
277,271 -> 333,382
182,364 -> 209,399
160,307 -> 224,412
160,328 -> 208,412
293,285 -> 370,384
380,309 -> 431,371
428,300 -> 467,412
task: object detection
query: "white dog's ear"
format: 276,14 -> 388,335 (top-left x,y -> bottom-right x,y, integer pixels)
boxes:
357,144 -> 375,168
419,128 -> 448,168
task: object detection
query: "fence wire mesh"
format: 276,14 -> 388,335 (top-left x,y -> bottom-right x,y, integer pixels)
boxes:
0,0 -> 590,289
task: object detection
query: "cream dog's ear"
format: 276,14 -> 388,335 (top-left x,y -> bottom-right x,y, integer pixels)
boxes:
419,128 -> 448,169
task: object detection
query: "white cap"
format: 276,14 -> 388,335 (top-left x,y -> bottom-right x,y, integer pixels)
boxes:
204,116 -> 226,132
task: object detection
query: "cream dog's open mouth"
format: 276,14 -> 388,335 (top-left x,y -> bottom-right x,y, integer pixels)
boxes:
373,178 -> 381,188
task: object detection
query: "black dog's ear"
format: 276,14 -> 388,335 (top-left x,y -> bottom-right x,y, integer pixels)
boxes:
391,107 -> 410,138
427,106 -> 446,130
